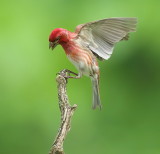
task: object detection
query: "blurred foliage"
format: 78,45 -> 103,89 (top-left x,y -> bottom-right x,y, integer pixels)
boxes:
0,0 -> 160,154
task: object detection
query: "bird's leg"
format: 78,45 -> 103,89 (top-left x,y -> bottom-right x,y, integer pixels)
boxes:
67,73 -> 81,79
67,71 -> 82,79
65,69 -> 78,76
74,73 -> 82,79
58,69 -> 81,79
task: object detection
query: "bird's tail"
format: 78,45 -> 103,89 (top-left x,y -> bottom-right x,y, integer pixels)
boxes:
91,77 -> 102,109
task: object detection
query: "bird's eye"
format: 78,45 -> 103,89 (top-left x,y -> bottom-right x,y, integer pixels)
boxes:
54,36 -> 60,43
56,36 -> 60,41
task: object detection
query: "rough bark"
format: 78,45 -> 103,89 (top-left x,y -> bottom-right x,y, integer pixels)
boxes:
49,70 -> 77,154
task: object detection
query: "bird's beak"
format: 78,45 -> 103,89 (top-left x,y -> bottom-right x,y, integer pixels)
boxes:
49,42 -> 58,50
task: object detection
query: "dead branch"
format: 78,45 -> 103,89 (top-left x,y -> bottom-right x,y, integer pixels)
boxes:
49,70 -> 77,154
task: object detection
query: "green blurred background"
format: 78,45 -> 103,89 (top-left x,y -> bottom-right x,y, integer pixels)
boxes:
0,0 -> 160,153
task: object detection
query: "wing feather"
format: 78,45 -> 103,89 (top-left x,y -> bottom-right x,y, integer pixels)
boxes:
75,18 -> 137,60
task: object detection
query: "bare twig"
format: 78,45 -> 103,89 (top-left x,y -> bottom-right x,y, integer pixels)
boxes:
49,70 -> 78,154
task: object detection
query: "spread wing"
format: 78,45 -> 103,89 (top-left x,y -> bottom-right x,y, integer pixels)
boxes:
75,18 -> 137,60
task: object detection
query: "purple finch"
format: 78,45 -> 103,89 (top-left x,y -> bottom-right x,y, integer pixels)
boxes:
49,18 -> 137,109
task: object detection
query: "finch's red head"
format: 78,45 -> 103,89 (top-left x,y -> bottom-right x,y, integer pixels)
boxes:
49,28 -> 66,50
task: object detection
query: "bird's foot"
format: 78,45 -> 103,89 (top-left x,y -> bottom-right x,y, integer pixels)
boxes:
57,69 -> 81,79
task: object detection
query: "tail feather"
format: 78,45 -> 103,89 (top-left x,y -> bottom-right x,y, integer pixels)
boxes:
91,78 -> 101,109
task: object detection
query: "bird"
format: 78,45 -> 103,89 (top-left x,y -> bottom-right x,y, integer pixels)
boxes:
49,17 -> 137,109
